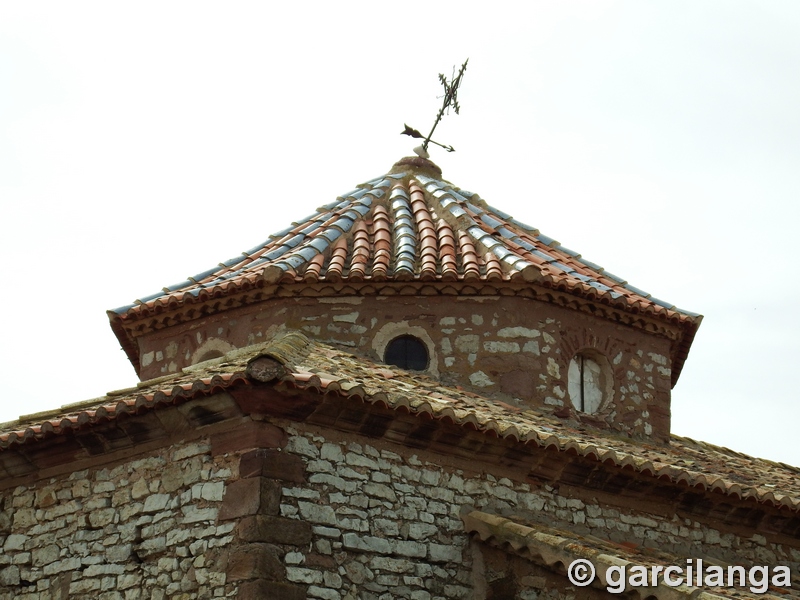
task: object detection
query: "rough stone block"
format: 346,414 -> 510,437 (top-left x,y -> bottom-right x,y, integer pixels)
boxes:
227,543 -> 284,581
218,477 -> 282,521
238,580 -> 307,600
239,449 -> 306,483
237,515 -> 313,545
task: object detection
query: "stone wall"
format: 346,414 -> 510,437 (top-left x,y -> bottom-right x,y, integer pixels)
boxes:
0,440 -> 236,599
137,295 -> 675,440
1,420 -> 797,599
273,426 -> 799,600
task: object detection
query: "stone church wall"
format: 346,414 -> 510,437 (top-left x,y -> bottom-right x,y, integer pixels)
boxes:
0,439 -> 236,599
138,295 -> 675,440
3,420 -> 794,599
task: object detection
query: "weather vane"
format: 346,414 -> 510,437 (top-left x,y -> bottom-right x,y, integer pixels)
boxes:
402,59 -> 469,158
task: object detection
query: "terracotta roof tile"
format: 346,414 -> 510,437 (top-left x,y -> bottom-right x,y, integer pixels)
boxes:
4,333 -> 797,514
111,157 -> 699,320
108,157 -> 701,381
462,511 -> 799,599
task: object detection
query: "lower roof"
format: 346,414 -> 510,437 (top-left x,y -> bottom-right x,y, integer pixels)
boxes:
1,332 -> 798,515
463,510 -> 799,599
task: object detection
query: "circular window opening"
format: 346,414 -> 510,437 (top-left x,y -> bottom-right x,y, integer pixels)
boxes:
384,335 -> 429,371
567,353 -> 608,414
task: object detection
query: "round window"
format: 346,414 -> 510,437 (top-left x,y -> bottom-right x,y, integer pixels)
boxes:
384,335 -> 429,371
567,353 -> 607,414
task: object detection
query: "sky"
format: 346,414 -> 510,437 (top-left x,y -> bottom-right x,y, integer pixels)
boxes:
2,2 -> 799,467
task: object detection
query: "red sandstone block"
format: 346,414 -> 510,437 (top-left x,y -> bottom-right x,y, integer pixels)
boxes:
237,580 -> 307,600
218,478 -> 281,521
211,422 -> 288,455
237,515 -> 313,545
238,448 -> 305,483
226,542 -> 284,581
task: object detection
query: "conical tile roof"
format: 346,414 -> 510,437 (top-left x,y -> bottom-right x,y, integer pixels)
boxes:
109,157 -> 701,381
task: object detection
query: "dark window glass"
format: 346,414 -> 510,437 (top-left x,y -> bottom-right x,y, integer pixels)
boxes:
384,335 -> 429,371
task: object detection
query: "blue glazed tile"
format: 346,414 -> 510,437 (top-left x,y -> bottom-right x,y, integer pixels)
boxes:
275,254 -> 304,269
243,240 -> 271,256
448,205 -> 467,218
587,281 -> 613,293
578,258 -> 604,272
650,297 -> 676,309
320,200 -> 340,211
283,234 -> 306,249
110,303 -> 137,314
137,290 -> 166,303
485,203 -> 513,220
320,229 -> 343,243
295,246 -> 320,263
291,214 -> 319,227
509,217 -> 538,233
571,272 -> 593,283
264,246 -> 293,262
330,216 -> 355,232
269,226 -> 295,240
189,266 -> 222,282
309,237 -> 330,253
623,284 -> 650,298
349,188 -> 370,199
536,234 -> 558,247
480,214 -> 504,230
390,187 -> 409,200
530,250 -> 556,263
365,189 -> 385,199
550,261 -> 575,274
602,271 -> 626,284
558,246 -> 581,258
164,280 -> 193,292
220,255 -> 245,268
299,221 -> 324,236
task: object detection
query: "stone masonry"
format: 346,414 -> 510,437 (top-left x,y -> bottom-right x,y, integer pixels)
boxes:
2,419 -> 797,599
138,295 -> 675,441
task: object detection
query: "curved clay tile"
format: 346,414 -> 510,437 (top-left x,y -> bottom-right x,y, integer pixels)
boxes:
459,232 -> 480,280
303,252 -> 325,283
409,183 -> 438,281
349,220 -> 370,281
371,204 -> 391,280
437,219 -> 458,281
326,237 -> 348,281
390,185 -> 416,280
483,252 -> 504,281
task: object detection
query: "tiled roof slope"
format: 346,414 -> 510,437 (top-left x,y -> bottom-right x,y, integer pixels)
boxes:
463,511 -> 800,599
108,157 -> 701,382
4,333 -> 797,513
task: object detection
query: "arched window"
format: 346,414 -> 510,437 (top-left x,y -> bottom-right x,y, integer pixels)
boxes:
567,352 -> 608,414
384,335 -> 429,371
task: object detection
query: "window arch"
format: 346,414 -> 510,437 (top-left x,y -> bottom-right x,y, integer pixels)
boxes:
567,351 -> 611,414
384,335 -> 429,371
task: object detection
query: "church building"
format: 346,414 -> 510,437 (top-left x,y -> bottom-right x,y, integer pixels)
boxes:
0,155 -> 797,599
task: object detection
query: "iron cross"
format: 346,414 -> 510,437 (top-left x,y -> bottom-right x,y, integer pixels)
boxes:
402,59 -> 468,156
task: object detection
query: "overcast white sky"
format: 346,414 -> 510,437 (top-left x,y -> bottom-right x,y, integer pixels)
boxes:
2,2 -> 799,467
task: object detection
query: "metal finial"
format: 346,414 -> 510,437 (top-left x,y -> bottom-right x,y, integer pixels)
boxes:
401,59 -> 469,155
